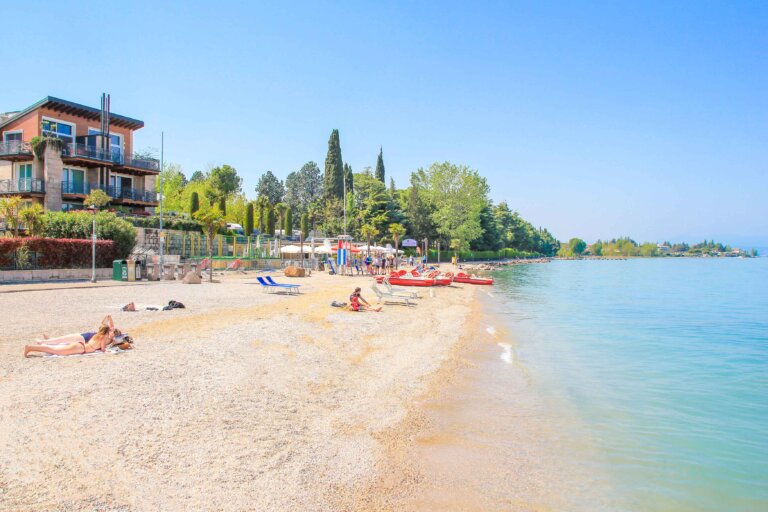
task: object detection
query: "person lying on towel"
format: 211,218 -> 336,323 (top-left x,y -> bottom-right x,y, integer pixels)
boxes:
24,315 -> 119,358
350,287 -> 382,312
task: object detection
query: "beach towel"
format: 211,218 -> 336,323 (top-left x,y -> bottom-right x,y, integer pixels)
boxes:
42,347 -> 127,359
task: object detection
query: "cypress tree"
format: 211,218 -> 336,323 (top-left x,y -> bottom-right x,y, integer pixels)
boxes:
245,202 -> 254,236
284,208 -> 293,237
344,163 -> 353,192
267,208 -> 276,236
375,146 -> 385,183
300,213 -> 309,238
218,196 -> 226,216
324,129 -> 344,200
189,191 -> 200,215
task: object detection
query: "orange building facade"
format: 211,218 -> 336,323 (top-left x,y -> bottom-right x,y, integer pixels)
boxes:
0,96 -> 159,216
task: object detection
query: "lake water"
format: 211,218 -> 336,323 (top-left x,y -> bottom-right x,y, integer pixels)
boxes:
483,258 -> 768,511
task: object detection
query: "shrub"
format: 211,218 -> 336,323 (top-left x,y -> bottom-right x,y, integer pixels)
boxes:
41,211 -> 136,258
0,238 -> 117,269
124,215 -> 201,232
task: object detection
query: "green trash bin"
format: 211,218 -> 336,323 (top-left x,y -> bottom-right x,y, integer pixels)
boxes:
112,260 -> 128,281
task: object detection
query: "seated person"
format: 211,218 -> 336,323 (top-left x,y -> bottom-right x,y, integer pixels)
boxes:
25,315 -> 117,357
349,287 -> 382,312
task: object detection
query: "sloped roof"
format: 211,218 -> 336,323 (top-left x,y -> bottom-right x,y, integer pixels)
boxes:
0,96 -> 144,131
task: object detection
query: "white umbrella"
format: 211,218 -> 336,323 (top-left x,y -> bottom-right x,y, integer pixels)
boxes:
280,245 -> 303,254
313,246 -> 333,254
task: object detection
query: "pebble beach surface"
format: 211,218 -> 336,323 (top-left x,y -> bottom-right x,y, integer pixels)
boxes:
0,271 -> 478,511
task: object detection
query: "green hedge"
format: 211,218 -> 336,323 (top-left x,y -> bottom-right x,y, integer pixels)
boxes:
125,215 -> 202,232
42,211 -> 136,258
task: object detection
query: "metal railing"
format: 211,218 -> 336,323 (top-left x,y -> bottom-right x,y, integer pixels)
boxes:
0,178 -> 45,194
62,143 -> 114,163
121,154 -> 160,172
99,185 -> 157,203
61,181 -> 91,195
0,140 -> 32,157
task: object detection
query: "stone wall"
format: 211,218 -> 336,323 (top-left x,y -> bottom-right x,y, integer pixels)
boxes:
0,267 -> 112,282
43,146 -> 63,212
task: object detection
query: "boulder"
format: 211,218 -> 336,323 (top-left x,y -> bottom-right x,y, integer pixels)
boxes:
182,271 -> 202,284
284,265 -> 306,278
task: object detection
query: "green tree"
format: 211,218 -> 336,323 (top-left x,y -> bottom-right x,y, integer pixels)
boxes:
568,238 -> 587,256
360,223 -> 379,257
352,172 -> 390,238
413,162 -> 489,250
344,163 -> 354,192
245,202 -> 254,236
19,203 -> 45,237
324,129 -> 344,200
158,163 -> 187,212
255,196 -> 272,233
300,213 -> 310,239
84,189 -> 111,209
0,196 -> 24,237
389,223 -> 406,268
591,240 -> 603,256
218,196 -> 227,216
404,179 -> 433,242
255,170 -> 285,204
284,161 -> 323,217
266,207 -> 276,236
375,146 -> 386,183
209,164 -> 242,197
274,203 -> 288,238
189,191 -> 200,215
471,203 -> 502,251
193,203 -> 226,282
190,170 -> 206,182
284,207 -> 293,238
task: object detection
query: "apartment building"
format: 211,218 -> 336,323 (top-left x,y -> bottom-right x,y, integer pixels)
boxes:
0,96 -> 159,214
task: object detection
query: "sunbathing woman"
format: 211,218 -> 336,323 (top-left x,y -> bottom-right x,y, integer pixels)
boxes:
24,315 -> 117,358
350,287 -> 382,312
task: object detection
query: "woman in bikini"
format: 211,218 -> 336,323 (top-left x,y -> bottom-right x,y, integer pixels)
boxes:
24,315 -> 117,358
349,287 -> 382,312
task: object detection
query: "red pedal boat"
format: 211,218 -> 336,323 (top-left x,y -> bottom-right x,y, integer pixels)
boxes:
375,273 -> 436,287
453,272 -> 494,285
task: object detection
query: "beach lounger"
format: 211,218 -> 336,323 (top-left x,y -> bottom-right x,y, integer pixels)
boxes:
383,279 -> 421,299
266,276 -> 301,294
226,258 -> 246,273
371,284 -> 412,306
256,276 -> 300,295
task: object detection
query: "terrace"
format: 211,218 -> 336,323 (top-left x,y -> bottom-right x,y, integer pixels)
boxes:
0,140 -> 33,162
60,182 -> 157,205
0,178 -> 45,195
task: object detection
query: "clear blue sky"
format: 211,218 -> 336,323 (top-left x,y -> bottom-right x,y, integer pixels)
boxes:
2,1 -> 766,246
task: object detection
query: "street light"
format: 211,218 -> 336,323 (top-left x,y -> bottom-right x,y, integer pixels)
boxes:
89,204 -> 97,283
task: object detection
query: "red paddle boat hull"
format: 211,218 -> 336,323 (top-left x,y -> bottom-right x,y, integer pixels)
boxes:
375,276 -> 436,287
453,276 -> 494,285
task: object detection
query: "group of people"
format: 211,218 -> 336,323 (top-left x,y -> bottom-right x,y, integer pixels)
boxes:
362,254 -> 396,275
24,315 -> 121,358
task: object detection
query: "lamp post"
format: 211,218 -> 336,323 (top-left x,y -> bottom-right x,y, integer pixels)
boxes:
90,204 -> 97,283
158,131 -> 164,273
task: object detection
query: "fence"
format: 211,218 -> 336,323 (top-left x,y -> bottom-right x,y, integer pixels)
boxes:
136,229 -> 296,260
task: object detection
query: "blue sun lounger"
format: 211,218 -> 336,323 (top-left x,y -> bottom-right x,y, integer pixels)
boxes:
256,276 -> 300,294
265,276 -> 301,293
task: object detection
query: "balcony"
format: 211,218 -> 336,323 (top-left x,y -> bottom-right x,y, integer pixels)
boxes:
113,154 -> 161,174
0,140 -> 33,161
99,185 -> 157,204
61,181 -> 91,196
61,143 -> 116,166
0,178 -> 45,195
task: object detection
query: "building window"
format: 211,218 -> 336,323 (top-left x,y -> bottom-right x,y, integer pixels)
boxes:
41,118 -> 74,144
3,131 -> 22,142
61,202 -> 85,212
17,163 -> 32,182
63,168 -> 85,194
88,128 -> 122,158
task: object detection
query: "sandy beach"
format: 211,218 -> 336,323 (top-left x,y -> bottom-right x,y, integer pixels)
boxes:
0,270 -> 485,511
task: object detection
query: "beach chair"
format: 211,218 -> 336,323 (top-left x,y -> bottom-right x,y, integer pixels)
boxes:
383,278 -> 421,299
371,284 -> 412,306
226,258 -> 246,274
265,276 -> 301,294
256,276 -> 299,295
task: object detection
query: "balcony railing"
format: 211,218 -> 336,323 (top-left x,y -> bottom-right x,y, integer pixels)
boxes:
0,178 -> 45,194
0,140 -> 33,157
61,181 -> 91,195
98,185 -> 157,203
62,143 -> 115,163
120,154 -> 161,172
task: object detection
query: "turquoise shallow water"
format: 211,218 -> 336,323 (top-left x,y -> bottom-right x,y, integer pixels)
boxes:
489,258 -> 768,511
